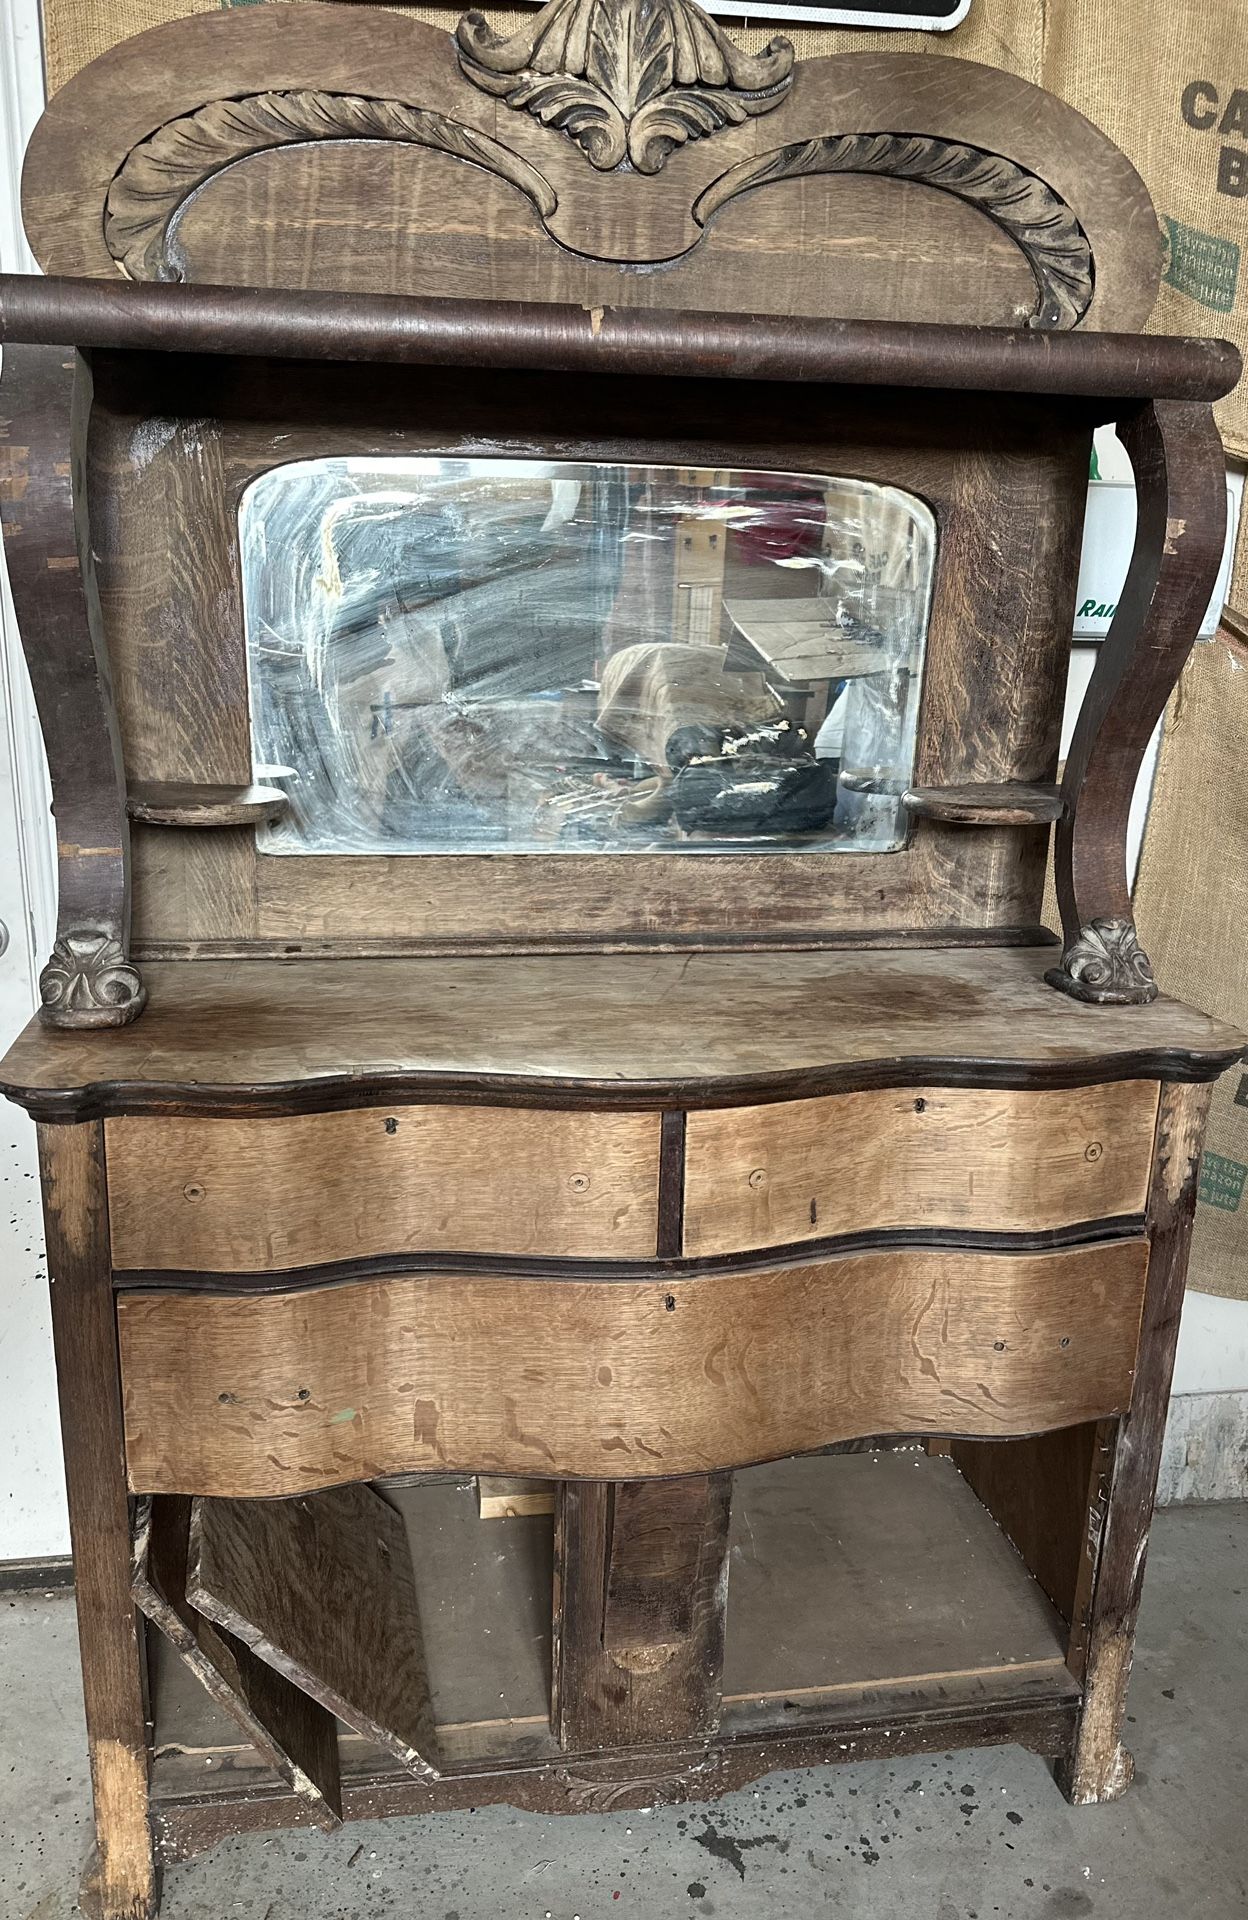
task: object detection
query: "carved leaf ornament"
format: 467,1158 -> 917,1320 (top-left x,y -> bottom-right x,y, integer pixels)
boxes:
456,0 -> 794,175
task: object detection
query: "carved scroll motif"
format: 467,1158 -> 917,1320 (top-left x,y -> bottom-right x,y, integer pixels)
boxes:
456,0 -> 794,175
104,90 -> 559,282
1044,917 -> 1158,1007
694,134 -> 1094,328
40,933 -> 147,1028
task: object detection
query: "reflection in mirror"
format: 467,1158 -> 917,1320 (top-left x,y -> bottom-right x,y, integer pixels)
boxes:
241,459 -> 936,856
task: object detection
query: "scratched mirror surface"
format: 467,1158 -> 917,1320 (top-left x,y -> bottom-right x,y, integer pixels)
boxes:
241,458 -> 936,856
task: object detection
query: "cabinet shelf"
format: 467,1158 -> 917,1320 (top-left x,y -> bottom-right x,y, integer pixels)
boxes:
903,783 -> 1064,827
127,781 -> 290,827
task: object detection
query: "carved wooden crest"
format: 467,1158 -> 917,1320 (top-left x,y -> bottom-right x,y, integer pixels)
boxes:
455,0 -> 794,174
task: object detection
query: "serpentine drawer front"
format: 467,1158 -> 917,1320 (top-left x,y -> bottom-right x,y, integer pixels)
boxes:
104,1106 -> 662,1269
117,1239 -> 1151,1496
682,1081 -> 1160,1257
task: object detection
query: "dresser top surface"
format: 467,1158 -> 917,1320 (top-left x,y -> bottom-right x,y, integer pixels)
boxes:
2,947 -> 1242,1122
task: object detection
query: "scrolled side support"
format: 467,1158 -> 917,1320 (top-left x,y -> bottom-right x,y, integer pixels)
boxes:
0,343 -> 145,1028
1047,398 -> 1228,1005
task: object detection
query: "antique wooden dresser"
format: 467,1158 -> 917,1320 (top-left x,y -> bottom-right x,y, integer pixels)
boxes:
1,4 -> 1244,1915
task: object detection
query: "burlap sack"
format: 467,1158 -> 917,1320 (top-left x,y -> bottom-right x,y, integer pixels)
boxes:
1133,628 -> 1248,1303
39,0 -> 1044,121
1044,1 -> 1248,469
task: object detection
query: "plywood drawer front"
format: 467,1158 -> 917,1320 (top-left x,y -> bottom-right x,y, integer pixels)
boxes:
119,1239 -> 1149,1496
683,1081 -> 1159,1257
105,1107 -> 661,1270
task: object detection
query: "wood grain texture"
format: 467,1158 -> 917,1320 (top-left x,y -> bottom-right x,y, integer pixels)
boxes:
187,1484 -> 439,1780
37,1123 -> 156,1920
949,1424 -> 1102,1626
1050,401 -> 1229,1004
104,1106 -> 661,1270
553,1475 -> 732,1749
1058,1082 -> 1212,1804
118,1241 -> 1150,1496
903,784 -> 1064,827
682,1081 -> 1159,1258
3,950 -> 1241,1124
0,347 -> 145,1028
127,782 -> 289,828
131,1494 -> 341,1828
18,9 -> 1165,333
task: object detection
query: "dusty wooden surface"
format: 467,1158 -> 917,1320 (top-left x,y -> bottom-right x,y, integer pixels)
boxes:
187,1483 -> 438,1780
105,1105 -> 661,1269
3,950 -> 1242,1121
118,1240 -> 1149,1495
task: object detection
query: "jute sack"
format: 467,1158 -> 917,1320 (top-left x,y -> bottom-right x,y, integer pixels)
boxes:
1133,628 -> 1248,1303
39,0 -> 1044,123
1044,0 -> 1248,465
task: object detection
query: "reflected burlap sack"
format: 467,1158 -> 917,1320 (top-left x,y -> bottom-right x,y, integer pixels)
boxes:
39,0 -> 1045,123
1133,628 -> 1248,1303
1043,1 -> 1248,468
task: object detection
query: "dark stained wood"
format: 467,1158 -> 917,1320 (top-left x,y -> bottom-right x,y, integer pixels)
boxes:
553,1475 -> 732,1749
903,783 -> 1064,826
132,1495 -> 341,1828
0,347 -> 145,1028
117,1240 -> 1150,1495
127,782 -> 289,827
1057,1081 -> 1213,1803
2,950 -> 1242,1125
187,1484 -> 439,1781
656,1109 -> 686,1258
1049,401 -> 1229,1004
950,1425 -> 1101,1624
16,7 -> 1166,334
37,1122 -> 156,1920
2,274 -> 1234,401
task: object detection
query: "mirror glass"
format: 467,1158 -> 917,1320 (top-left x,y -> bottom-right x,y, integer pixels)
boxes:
242,458 -> 936,856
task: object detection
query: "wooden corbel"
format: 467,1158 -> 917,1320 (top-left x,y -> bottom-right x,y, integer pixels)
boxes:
1047,398 -> 1229,1005
0,344 -> 145,1027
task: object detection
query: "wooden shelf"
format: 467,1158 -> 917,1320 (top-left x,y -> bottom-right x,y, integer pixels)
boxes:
145,1451 -> 1078,1845
903,783 -> 1064,827
127,781 -> 289,827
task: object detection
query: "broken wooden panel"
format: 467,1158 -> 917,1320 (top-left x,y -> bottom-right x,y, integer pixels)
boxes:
186,1482 -> 439,1779
553,1474 -> 732,1751
132,1494 -> 342,1829
476,1476 -> 556,1520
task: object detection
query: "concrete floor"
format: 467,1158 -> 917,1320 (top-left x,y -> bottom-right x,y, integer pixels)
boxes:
2,1502 -> 1245,1920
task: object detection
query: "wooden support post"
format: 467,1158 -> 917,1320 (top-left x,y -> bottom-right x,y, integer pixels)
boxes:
1056,1080 -> 1211,1803
552,1474 -> 732,1751
39,1122 -> 157,1920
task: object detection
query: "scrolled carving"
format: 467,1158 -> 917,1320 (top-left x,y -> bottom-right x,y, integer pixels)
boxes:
456,0 -> 794,175
694,133 -> 1094,329
1045,917 -> 1159,1006
104,90 -> 558,282
40,931 -> 147,1029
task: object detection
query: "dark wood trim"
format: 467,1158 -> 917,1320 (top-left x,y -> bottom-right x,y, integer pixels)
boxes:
1057,1081 -> 1211,1804
9,1046 -> 1243,1128
0,346 -> 145,1029
148,1693 -> 1078,1858
38,1122 -> 157,1920
0,1553 -> 74,1594
0,275 -> 1237,404
110,1213 -> 1150,1295
656,1111 -> 686,1258
1049,400 -> 1229,1004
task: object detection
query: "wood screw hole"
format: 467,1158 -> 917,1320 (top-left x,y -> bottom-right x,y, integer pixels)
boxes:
384,1117 -> 399,1135
993,1340 -> 1006,1352
1060,1337 -> 1071,1348
664,1294 -> 676,1312
217,1391 -> 235,1405
1084,1141 -> 1103,1162
182,1182 -> 206,1202
296,1387 -> 311,1401
570,1173 -> 591,1192
913,1098 -> 927,1113
748,1168 -> 767,1189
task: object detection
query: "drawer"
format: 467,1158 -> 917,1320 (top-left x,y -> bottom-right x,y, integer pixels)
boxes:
104,1106 -> 661,1270
682,1081 -> 1159,1258
118,1238 -> 1149,1495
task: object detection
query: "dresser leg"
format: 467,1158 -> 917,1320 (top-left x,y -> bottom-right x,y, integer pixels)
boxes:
39,1123 -> 158,1920
552,1474 -> 732,1751
1057,1081 -> 1210,1805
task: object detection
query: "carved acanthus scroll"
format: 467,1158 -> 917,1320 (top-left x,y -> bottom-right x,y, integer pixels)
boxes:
694,133 -> 1094,329
104,90 -> 558,282
456,0 -> 794,175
